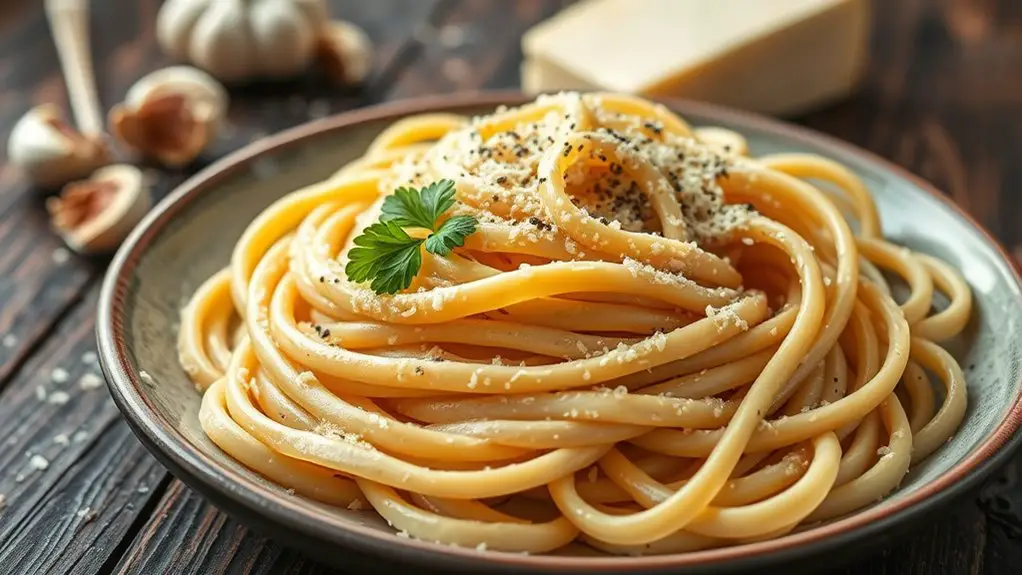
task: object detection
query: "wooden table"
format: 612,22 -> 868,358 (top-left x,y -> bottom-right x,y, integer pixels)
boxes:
0,1 -> 1019,573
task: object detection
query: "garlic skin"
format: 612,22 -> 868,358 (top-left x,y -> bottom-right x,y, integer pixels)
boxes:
7,104 -> 109,188
109,66 -> 228,167
317,20 -> 373,85
157,0 -> 328,83
46,164 -> 150,255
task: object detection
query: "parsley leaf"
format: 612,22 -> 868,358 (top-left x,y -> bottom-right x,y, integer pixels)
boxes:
345,180 -> 478,295
344,221 -> 424,295
425,215 -> 477,256
381,180 -> 457,229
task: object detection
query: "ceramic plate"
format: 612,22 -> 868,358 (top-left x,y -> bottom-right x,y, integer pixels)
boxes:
97,93 -> 1022,574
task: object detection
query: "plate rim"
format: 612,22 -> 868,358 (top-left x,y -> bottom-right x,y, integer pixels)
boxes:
96,90 -> 1022,573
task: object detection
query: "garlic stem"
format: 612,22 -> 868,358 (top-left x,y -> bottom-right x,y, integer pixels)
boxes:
45,0 -> 104,137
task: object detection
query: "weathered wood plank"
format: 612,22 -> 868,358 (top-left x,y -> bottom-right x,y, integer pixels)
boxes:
840,498 -> 988,574
385,0 -> 569,99
0,213 -> 91,385
0,286 -> 170,574
115,481 -> 343,575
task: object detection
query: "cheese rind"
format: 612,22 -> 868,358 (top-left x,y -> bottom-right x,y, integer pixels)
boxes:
522,0 -> 870,116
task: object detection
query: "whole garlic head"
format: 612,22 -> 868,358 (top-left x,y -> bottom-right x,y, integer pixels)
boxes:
109,66 -> 228,167
46,164 -> 150,254
157,0 -> 328,83
7,104 -> 109,188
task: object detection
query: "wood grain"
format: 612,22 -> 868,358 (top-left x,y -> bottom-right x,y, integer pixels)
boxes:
0,0 -> 1019,574
386,0 -> 570,98
0,286 -> 169,574
115,482 -> 340,575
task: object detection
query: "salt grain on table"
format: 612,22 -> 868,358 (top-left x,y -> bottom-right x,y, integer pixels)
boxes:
308,99 -> 330,119
47,391 -> 70,405
29,455 -> 49,471
51,247 -> 70,264
79,373 -> 103,390
2,334 -> 16,348
51,367 -> 69,383
437,24 -> 468,49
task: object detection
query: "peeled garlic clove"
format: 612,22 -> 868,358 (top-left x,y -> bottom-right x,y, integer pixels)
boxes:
109,66 -> 228,167
316,20 -> 373,85
7,104 -> 110,188
46,164 -> 150,255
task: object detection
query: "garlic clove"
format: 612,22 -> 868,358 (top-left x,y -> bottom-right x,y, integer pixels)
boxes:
123,66 -> 228,119
292,0 -> 328,25
156,0 -> 213,61
187,0 -> 256,83
46,164 -> 150,254
7,104 -> 110,188
249,0 -> 317,78
316,20 -> 373,85
109,66 -> 228,167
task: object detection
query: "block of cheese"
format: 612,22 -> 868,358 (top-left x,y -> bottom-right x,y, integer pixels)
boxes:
521,0 -> 870,116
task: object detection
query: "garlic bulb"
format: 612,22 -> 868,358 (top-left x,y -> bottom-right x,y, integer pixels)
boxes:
157,0 -> 328,83
109,66 -> 228,167
46,164 -> 150,254
7,104 -> 109,188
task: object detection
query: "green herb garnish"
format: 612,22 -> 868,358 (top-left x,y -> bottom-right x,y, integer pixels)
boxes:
345,180 -> 477,294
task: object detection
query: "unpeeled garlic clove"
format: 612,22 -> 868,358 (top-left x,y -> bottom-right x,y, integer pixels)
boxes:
109,66 -> 228,167
46,163 -> 150,254
316,20 -> 373,85
7,104 -> 110,188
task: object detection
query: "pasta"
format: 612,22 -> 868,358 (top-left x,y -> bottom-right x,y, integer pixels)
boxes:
178,92 -> 971,555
